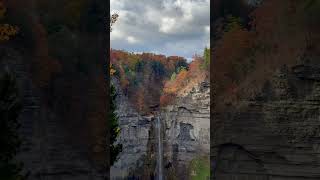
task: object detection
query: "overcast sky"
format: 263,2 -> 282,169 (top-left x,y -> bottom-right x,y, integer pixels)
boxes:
110,0 -> 210,61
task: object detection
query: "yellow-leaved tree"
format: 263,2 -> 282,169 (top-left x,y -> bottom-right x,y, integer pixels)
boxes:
110,13 -> 118,76
0,1 -> 18,42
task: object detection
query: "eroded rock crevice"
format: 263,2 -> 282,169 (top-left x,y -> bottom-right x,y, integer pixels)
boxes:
111,79 -> 210,179
213,63 -> 320,179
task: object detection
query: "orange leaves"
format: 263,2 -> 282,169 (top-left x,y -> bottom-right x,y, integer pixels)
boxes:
0,24 -> 18,41
163,80 -> 177,94
160,93 -> 175,107
215,23 -> 253,64
0,2 -> 18,42
110,49 -> 191,111
110,64 -> 116,76
135,88 -> 145,112
175,69 -> 188,85
250,0 -> 285,41
189,58 -> 202,75
213,16 -> 254,96
163,68 -> 187,94
212,0 -> 317,108
162,56 -> 207,103
127,53 -> 139,69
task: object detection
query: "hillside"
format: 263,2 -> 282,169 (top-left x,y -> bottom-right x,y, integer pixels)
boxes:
1,0 -> 108,179
212,0 -> 320,179
110,49 -> 210,178
110,49 -> 209,113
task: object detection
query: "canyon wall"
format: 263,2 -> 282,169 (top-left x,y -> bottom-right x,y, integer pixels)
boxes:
111,79 -> 210,179
110,78 -> 153,179
0,47 -> 106,180
1,1 -> 108,178
212,61 -> 320,179
161,81 -> 210,178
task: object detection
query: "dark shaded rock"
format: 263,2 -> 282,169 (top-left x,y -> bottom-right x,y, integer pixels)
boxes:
177,122 -> 194,141
110,78 -> 152,178
161,81 -> 210,176
212,63 -> 320,179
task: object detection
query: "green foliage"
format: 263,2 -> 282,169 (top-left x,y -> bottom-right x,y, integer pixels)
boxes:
188,156 -> 210,180
134,60 -> 145,73
45,22 -> 63,35
176,66 -> 187,74
302,0 -> 320,25
225,15 -> 243,32
202,47 -> 210,69
303,0 -> 318,9
170,72 -> 176,81
175,60 -> 188,72
110,49 -> 189,112
151,61 -> 166,77
110,85 -> 122,166
0,71 -> 27,180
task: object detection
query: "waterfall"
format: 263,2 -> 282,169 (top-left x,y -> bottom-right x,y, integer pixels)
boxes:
157,116 -> 163,180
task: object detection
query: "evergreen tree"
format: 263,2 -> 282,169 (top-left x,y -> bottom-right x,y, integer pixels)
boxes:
202,47 -> 210,69
110,85 -> 122,166
109,13 -> 122,166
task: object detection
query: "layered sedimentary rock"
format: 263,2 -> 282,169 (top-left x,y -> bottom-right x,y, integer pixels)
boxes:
111,80 -> 210,179
161,81 -> 210,177
212,62 -> 320,179
110,78 -> 153,179
0,47 -> 106,180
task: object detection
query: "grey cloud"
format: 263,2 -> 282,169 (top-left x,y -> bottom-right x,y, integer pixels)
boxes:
111,0 -> 210,60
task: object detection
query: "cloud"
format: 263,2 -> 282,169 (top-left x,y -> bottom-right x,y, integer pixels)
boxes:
159,17 -> 176,33
127,36 -> 139,44
111,0 -> 210,60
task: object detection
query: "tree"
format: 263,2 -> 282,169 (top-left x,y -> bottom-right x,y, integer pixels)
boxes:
109,85 -> 122,166
109,13 -> 122,166
110,64 -> 116,76
0,71 -> 27,180
0,2 -> 18,42
170,72 -> 176,81
202,47 -> 210,69
110,13 -> 118,32
136,88 -> 145,113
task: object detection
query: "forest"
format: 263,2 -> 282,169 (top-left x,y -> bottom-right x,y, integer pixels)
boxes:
213,0 -> 320,108
1,0 -> 108,179
110,48 -> 209,113
212,0 -> 320,179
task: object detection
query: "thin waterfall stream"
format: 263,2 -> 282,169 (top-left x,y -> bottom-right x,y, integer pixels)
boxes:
156,116 -> 163,180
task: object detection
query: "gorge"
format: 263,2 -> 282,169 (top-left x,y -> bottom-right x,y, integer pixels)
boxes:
110,50 -> 210,179
211,0 -> 320,179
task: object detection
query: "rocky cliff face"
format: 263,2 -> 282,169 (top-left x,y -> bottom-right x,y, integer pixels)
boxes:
161,81 -> 210,177
212,61 -> 320,179
110,78 -> 153,179
0,47 -> 106,180
111,79 -> 210,179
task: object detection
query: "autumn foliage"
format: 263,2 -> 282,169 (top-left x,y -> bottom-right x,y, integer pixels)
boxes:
161,54 -> 209,106
0,1 -> 18,42
212,0 -> 320,107
159,93 -> 175,107
110,49 -> 189,112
